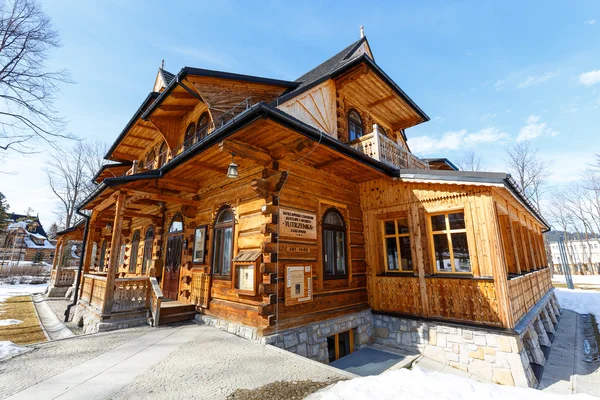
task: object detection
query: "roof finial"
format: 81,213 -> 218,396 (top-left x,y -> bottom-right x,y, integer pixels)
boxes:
161,59 -> 165,70
360,25 -> 365,39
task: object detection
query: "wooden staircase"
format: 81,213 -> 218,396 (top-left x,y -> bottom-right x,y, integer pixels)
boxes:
158,301 -> 197,325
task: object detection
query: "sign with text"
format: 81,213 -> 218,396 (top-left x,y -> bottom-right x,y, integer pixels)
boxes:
279,208 -> 317,240
285,264 -> 313,306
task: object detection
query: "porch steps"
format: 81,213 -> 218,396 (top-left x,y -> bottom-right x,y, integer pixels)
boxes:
158,301 -> 197,325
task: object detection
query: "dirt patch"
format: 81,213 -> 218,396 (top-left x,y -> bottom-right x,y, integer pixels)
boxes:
226,380 -> 342,400
0,295 -> 46,344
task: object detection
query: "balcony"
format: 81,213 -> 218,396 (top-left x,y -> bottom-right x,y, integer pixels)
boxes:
351,124 -> 429,170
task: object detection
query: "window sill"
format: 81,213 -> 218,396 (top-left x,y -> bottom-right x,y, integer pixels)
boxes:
376,272 -> 416,277
211,274 -> 232,281
323,275 -> 348,281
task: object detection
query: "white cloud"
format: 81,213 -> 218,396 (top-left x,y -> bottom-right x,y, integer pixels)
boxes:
578,70 -> 600,86
494,80 -> 506,91
410,127 -> 509,155
516,70 -> 559,89
481,113 -> 496,121
516,115 -> 558,142
585,19 -> 596,25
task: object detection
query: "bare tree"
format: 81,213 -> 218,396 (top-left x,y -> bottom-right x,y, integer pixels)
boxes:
0,0 -> 73,156
45,140 -> 106,229
505,142 -> 550,211
455,151 -> 487,172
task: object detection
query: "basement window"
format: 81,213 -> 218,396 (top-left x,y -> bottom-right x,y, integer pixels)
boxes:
327,330 -> 354,362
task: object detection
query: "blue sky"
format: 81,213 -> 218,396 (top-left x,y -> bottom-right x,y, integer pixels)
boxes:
2,0 -> 599,225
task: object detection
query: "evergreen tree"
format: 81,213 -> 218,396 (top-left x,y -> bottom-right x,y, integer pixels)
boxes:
0,192 -> 9,234
32,250 -> 44,264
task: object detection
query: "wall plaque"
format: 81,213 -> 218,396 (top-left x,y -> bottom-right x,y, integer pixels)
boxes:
279,208 -> 317,240
285,264 -> 313,306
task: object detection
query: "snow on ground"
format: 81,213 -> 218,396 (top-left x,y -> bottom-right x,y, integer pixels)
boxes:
308,367 -> 595,400
0,283 -> 47,303
555,288 -> 600,329
0,341 -> 30,361
0,319 -> 23,326
552,274 -> 600,285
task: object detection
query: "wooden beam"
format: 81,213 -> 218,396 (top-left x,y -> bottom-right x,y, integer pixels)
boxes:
367,94 -> 395,109
335,64 -> 368,91
119,143 -> 146,151
158,105 -> 196,112
127,134 -> 155,142
103,190 -> 126,315
127,189 -> 200,207
96,193 -> 117,213
219,139 -> 272,167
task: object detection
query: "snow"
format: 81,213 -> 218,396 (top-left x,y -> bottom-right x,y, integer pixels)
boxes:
0,319 -> 23,326
308,367 -> 595,400
0,283 -> 47,303
555,288 -> 600,329
0,341 -> 29,361
552,274 -> 600,285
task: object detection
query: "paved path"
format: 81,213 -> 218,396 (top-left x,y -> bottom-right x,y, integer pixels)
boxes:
32,294 -> 74,341
1,323 -> 348,400
538,309 -> 577,394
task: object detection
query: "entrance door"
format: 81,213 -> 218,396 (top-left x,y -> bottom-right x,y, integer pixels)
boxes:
164,233 -> 183,300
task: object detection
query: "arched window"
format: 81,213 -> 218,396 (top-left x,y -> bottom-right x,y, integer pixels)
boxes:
196,112 -> 210,140
99,240 -> 107,271
184,122 -> 195,149
142,226 -> 154,274
348,110 -> 363,141
169,214 -> 183,233
322,209 -> 347,278
129,230 -> 140,273
212,207 -> 234,278
145,150 -> 156,170
157,141 -> 167,168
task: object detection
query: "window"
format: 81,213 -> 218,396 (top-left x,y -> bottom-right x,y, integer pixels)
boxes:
348,110 -> 363,141
118,244 -> 126,266
327,330 -> 354,362
196,112 -> 210,140
145,150 -> 156,170
212,208 -> 234,277
129,230 -> 140,273
169,215 -> 183,233
99,240 -> 106,271
382,217 -> 413,272
157,141 -> 167,167
430,212 -> 471,273
322,209 -> 347,278
184,122 -> 195,149
142,226 -> 154,274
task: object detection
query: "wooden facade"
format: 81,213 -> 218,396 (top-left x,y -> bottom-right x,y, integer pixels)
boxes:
75,36 -> 551,335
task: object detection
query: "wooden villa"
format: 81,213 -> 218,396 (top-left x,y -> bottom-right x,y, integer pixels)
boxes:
72,33 -> 560,387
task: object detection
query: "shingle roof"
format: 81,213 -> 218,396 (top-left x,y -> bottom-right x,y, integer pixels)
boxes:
160,68 -> 176,86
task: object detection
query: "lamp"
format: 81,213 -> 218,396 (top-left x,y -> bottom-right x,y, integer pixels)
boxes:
227,152 -> 238,178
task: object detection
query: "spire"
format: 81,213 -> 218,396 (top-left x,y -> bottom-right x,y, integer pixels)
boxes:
360,25 -> 365,39
160,59 -> 165,70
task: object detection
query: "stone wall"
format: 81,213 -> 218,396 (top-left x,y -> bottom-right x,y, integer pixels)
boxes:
73,302 -> 149,334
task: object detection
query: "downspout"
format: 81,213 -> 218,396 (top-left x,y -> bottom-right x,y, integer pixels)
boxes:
64,211 -> 90,322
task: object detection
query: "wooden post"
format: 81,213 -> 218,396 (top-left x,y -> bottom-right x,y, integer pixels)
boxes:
372,124 -> 381,162
79,212 -> 98,299
507,215 -> 522,274
410,202 -> 429,316
102,191 -> 127,315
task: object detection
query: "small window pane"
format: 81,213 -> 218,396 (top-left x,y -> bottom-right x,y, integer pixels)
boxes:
451,232 -> 471,272
431,215 -> 446,231
335,231 -> 346,274
222,227 -> 233,275
213,229 -> 223,274
324,212 -> 343,226
385,237 -> 399,270
384,221 -> 395,235
433,233 -> 451,272
324,230 -> 335,275
169,218 -> 183,233
448,213 -> 466,230
399,236 -> 413,271
217,210 -> 234,224
397,218 -> 410,234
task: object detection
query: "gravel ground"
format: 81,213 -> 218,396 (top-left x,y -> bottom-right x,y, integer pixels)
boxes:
227,380 -> 343,400
113,325 -> 348,400
0,326 -> 150,398
43,297 -> 83,335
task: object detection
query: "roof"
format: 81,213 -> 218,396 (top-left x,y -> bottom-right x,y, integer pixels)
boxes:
160,68 -> 175,86
396,169 -> 550,230
232,250 -> 262,262
91,162 -> 133,183
7,213 -> 47,237
56,220 -> 86,237
422,158 -> 459,171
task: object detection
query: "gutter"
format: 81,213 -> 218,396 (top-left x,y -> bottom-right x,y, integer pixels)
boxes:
64,211 -> 90,322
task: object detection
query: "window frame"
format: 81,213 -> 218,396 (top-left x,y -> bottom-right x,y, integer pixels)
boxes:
347,109 -> 364,142
428,210 -> 472,275
142,226 -> 154,274
129,230 -> 140,273
196,112 -> 210,140
157,141 -> 167,168
211,207 -> 235,280
183,122 -> 196,149
322,208 -> 348,280
381,216 -> 414,273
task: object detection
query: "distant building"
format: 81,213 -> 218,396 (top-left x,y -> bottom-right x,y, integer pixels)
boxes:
1,213 -> 55,264
548,238 -> 600,275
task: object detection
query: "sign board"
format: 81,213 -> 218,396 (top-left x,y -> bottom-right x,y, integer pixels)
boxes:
279,208 -> 317,240
235,264 -> 255,292
285,264 -> 313,306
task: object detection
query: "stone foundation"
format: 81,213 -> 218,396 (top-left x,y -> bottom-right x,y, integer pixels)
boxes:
73,301 -> 149,334
372,291 -> 561,388
46,284 -> 70,298
196,314 -> 261,341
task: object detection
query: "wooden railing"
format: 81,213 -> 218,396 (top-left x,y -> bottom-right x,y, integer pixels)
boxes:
80,274 -> 108,310
111,277 -> 151,313
149,277 -> 163,326
508,267 -> 552,325
351,125 -> 430,170
52,268 -> 76,286
190,272 -> 211,308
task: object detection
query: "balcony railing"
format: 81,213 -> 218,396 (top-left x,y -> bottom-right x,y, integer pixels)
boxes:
351,124 -> 429,170
127,97 -> 254,176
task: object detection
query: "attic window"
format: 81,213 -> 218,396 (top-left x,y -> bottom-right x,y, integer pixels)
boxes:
348,110 -> 363,141
197,112 -> 210,140
184,122 -> 195,149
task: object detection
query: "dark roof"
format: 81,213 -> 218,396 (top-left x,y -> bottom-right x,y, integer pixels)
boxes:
104,92 -> 161,161
8,213 -> 47,237
56,219 -> 86,237
91,162 -> 133,183
422,158 -> 459,171
397,169 -> 550,230
160,68 -> 175,86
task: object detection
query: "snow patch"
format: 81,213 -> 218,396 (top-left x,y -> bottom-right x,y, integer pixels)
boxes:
0,283 -> 47,303
308,366 -> 595,400
0,319 -> 23,326
555,288 -> 600,329
552,275 -> 600,285
0,341 -> 29,361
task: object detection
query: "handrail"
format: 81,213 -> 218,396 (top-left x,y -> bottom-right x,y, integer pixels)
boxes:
149,277 -> 164,326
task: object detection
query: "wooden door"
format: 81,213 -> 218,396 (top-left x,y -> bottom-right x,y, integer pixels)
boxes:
164,234 -> 183,300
